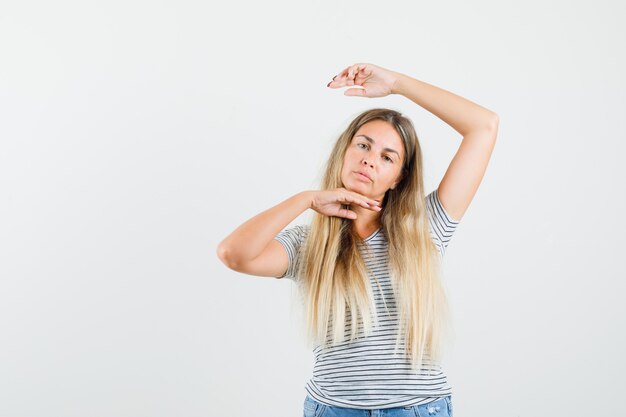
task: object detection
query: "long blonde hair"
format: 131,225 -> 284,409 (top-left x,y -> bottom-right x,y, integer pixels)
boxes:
296,108 -> 452,371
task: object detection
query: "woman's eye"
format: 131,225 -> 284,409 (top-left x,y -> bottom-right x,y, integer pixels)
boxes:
384,156 -> 393,162
357,143 -> 367,149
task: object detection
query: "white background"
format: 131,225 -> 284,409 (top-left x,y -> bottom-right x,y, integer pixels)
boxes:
1,1 -> 625,416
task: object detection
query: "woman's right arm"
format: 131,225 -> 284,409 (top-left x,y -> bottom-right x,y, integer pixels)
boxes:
216,191 -> 313,277
216,189 -> 380,278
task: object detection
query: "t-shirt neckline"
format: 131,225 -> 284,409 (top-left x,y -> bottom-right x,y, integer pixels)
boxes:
364,227 -> 382,242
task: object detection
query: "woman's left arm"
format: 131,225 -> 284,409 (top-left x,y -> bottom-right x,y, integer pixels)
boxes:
392,73 -> 499,222
330,63 -> 499,222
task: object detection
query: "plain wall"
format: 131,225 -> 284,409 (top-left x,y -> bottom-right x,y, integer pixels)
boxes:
1,0 -> 624,416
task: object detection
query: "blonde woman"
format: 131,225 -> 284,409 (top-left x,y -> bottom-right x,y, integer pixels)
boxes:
217,63 -> 499,417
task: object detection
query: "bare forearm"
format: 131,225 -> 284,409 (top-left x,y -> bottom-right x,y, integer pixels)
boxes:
391,73 -> 498,136
217,191 -> 312,264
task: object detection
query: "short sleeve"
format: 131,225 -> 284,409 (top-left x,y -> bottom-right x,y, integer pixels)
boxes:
273,224 -> 310,280
426,188 -> 460,257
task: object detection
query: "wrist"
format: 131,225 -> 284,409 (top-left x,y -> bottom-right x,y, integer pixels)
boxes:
300,190 -> 314,210
390,72 -> 408,95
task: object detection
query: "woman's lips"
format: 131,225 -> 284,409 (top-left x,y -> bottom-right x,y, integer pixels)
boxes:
354,171 -> 372,182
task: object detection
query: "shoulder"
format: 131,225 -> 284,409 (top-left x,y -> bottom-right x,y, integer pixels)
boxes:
426,188 -> 460,226
425,188 -> 461,256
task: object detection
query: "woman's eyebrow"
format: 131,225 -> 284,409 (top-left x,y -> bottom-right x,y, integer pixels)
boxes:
356,135 -> 400,157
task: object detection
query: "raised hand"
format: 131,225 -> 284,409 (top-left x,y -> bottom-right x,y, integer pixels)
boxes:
309,188 -> 381,220
327,63 -> 401,98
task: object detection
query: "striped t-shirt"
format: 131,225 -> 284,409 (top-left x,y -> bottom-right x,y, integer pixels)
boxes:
274,188 -> 460,410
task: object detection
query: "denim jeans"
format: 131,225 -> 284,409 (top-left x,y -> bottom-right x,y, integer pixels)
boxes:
303,395 -> 453,417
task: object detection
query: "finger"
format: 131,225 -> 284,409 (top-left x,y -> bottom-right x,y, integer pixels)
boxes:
337,67 -> 351,79
348,194 -> 375,208
329,77 -> 347,87
350,191 -> 381,207
350,64 -> 368,81
339,65 -> 361,79
339,207 -> 357,219
348,69 -> 356,85
348,64 -> 361,79
362,202 -> 381,212
345,88 -> 366,97
362,198 -> 382,211
340,196 -> 361,209
360,65 -> 372,76
345,66 -> 357,85
328,72 -> 349,87
366,199 -> 382,210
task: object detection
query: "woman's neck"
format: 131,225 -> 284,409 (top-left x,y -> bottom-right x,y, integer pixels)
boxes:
351,205 -> 381,239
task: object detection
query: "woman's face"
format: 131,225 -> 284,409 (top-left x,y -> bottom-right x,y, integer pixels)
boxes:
340,120 -> 406,200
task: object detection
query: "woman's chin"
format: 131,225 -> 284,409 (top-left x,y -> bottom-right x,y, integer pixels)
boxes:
343,182 -> 367,193
343,182 -> 370,194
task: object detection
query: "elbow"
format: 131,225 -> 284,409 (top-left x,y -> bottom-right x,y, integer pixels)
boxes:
463,113 -> 499,138
488,113 -> 499,132
481,113 -> 499,143
217,243 -> 247,272
216,242 -> 235,269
